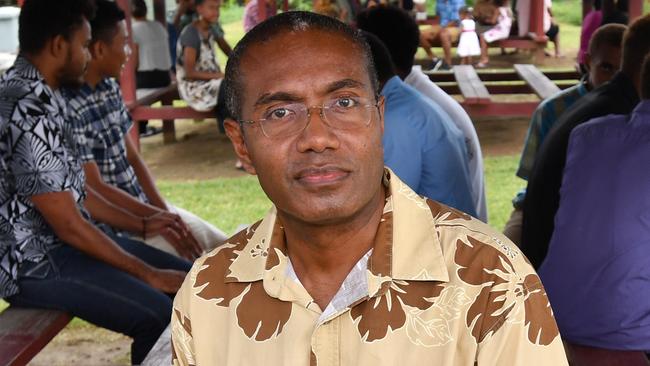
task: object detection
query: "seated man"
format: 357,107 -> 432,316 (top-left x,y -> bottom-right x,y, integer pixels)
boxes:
419,0 -> 465,70
365,31 -> 476,217
171,12 -> 568,365
539,54 -> 650,353
0,1 -> 190,364
504,24 -> 626,246
357,5 -> 486,222
521,15 -> 650,268
64,0 -> 227,260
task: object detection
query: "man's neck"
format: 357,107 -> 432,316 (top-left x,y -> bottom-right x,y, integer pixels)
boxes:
279,186 -> 386,310
23,53 -> 59,89
84,64 -> 105,89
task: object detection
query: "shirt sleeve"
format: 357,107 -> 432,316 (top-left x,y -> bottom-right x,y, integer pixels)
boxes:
475,280 -> 569,366
6,117 -> 74,197
516,104 -> 545,180
179,25 -> 201,51
171,269 -> 197,366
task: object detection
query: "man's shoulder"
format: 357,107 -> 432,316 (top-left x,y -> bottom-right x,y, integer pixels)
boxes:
426,199 -> 535,275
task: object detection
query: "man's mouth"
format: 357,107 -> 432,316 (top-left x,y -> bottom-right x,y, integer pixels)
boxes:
295,166 -> 350,185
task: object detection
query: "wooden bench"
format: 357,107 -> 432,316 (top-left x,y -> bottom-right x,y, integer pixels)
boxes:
127,81 -> 215,145
0,306 -> 71,365
453,65 -> 491,104
142,324 -> 172,366
514,63 -> 561,100
426,64 -> 580,117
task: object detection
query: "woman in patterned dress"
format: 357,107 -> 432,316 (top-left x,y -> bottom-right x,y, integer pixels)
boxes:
176,0 -> 224,112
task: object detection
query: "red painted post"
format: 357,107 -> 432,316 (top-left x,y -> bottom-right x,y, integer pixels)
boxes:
529,0 -> 545,40
115,0 -> 140,149
628,0 -> 643,23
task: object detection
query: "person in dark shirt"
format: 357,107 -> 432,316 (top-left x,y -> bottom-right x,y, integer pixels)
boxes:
520,14 -> 650,269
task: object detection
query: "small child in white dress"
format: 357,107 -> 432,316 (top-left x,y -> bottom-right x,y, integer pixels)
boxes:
457,7 -> 481,65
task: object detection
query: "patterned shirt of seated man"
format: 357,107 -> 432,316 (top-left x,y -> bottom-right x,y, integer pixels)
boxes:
63,78 -> 148,204
63,78 -> 227,254
0,56 -> 87,298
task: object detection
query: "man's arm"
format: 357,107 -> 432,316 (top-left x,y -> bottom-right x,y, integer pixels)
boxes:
474,279 -> 568,365
32,191 -> 186,293
125,132 -> 168,211
84,161 -> 162,217
85,185 -> 203,260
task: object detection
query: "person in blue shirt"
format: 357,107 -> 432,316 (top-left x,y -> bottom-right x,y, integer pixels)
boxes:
363,31 -> 476,217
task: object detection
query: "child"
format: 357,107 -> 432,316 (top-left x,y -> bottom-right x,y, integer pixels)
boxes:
457,7 -> 481,65
176,0 -> 225,112
478,0 -> 513,67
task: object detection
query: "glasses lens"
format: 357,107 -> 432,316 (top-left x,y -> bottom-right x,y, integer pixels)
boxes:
260,104 -> 307,138
324,97 -> 373,129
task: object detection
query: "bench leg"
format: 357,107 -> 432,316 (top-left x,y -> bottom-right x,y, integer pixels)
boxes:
161,96 -> 176,144
533,45 -> 545,64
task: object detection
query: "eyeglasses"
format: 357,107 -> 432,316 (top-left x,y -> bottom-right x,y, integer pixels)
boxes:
239,96 -> 380,138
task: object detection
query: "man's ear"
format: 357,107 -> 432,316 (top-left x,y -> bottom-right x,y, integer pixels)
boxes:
50,34 -> 68,60
89,40 -> 104,61
224,118 -> 256,175
376,95 -> 385,135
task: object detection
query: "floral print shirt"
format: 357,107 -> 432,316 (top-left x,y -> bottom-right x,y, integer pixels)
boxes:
171,170 -> 568,366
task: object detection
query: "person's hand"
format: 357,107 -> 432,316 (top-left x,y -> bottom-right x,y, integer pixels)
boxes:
145,268 -> 188,294
145,213 -> 203,260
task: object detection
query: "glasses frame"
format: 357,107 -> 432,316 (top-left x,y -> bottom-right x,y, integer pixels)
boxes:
239,96 -> 381,139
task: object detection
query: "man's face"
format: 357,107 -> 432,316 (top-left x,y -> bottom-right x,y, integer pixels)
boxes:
95,21 -> 130,79
197,0 -> 220,24
586,43 -> 622,88
227,29 -> 385,226
59,20 -> 91,88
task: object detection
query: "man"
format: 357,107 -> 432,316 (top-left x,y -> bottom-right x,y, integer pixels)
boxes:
538,54 -> 650,353
521,14 -> 650,268
504,23 -> 626,245
420,0 -> 464,70
364,31 -> 476,216
357,5 -> 487,222
0,1 -> 190,364
171,11 -> 567,365
64,0 -> 227,260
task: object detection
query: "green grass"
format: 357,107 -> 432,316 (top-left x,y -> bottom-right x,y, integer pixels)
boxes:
158,176 -> 271,235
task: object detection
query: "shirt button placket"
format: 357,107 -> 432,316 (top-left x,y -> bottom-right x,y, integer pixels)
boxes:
310,316 -> 341,366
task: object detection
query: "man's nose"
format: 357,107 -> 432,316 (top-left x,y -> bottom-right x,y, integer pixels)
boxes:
296,107 -> 340,153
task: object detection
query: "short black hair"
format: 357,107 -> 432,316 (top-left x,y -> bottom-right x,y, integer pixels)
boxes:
91,0 -> 126,45
588,23 -> 626,56
361,31 -> 396,84
19,0 -> 96,55
356,5 -> 419,75
132,0 -> 147,18
641,54 -> 650,99
621,14 -> 650,79
222,11 -> 377,121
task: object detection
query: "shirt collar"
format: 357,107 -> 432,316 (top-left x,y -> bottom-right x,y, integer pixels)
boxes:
223,168 -> 450,290
381,75 -> 404,97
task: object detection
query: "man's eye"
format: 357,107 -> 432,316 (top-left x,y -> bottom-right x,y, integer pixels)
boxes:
335,97 -> 358,109
264,108 -> 293,120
